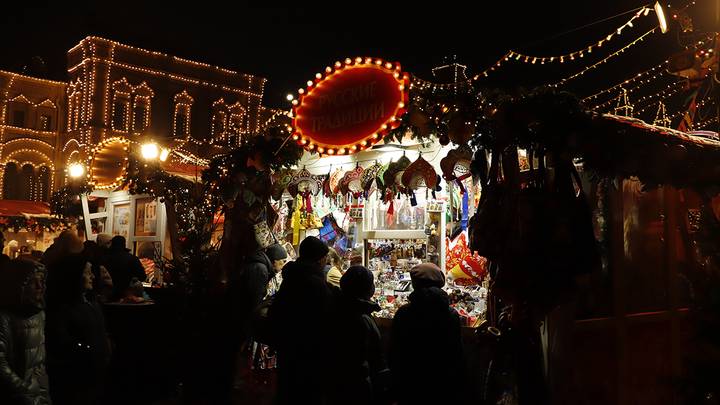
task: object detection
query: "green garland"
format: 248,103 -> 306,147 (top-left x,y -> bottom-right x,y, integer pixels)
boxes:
0,216 -> 68,233
385,77 -> 486,146
50,183 -> 94,219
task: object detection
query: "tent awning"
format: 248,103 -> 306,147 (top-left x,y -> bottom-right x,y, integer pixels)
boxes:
0,200 -> 52,217
161,160 -> 207,182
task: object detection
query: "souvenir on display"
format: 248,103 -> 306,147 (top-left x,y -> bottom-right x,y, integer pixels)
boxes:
319,214 -> 345,245
271,169 -> 294,201
440,146 -> 473,192
340,166 -> 364,197
401,155 -> 438,190
361,161 -> 385,193
383,155 -> 411,194
329,168 -> 345,195
322,172 -> 333,198
287,168 -> 322,198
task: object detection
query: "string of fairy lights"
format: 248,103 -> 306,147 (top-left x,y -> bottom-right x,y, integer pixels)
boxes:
550,27 -> 659,87
402,1 -> 718,138
510,6 -> 655,66
632,82 -> 687,116
589,78 -> 684,111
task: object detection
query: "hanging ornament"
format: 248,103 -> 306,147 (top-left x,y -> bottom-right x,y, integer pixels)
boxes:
401,155 -> 438,190
441,146 -> 473,193
361,161 -> 385,193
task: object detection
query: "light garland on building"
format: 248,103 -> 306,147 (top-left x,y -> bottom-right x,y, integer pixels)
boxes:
1,138 -> 57,194
101,44 -> 116,140
0,70 -> 65,86
0,125 -> 57,137
70,36 -> 258,78
508,6 -> 652,66
552,27 -> 658,87
62,139 -> 82,153
69,58 -> 263,98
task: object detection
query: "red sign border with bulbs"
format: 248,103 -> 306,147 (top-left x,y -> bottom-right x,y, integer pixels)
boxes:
291,57 -> 410,156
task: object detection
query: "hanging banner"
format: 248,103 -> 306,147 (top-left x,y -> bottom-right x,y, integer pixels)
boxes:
291,57 -> 410,155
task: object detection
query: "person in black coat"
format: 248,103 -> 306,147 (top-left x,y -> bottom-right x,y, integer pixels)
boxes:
328,265 -> 389,405
0,259 -> 51,405
104,236 -> 146,300
389,263 -> 466,405
213,243 -> 288,404
45,254 -> 109,405
269,236 -> 332,404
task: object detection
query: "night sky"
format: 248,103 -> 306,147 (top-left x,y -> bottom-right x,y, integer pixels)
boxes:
0,1 -> 716,109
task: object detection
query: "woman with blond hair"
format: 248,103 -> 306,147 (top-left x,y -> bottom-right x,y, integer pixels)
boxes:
325,248 -> 345,289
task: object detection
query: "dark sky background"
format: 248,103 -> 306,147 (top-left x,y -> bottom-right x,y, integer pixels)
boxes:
0,1 -> 716,111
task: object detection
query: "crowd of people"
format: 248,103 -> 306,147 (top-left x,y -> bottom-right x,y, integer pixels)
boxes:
0,231 -> 467,405
0,230 -> 147,405
226,235 -> 467,405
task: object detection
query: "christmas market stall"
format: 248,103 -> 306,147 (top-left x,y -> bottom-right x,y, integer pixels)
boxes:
0,199 -> 68,258
51,135 -> 219,287
276,57 -> 489,327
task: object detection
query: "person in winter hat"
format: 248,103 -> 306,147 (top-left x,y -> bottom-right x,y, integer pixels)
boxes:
389,262 -> 467,404
0,259 -> 51,405
269,236 -> 332,404
327,265 -> 389,405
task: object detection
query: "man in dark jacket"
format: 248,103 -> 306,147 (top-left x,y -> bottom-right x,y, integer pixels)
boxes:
328,265 -> 388,405
269,236 -> 332,404
389,263 -> 466,405
104,236 -> 146,300
0,259 -> 51,405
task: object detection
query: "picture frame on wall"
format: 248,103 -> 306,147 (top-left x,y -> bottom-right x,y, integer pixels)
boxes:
112,203 -> 130,239
135,197 -> 158,237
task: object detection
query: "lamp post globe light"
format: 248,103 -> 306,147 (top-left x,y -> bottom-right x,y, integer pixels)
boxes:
141,141 -> 170,162
68,162 -> 86,179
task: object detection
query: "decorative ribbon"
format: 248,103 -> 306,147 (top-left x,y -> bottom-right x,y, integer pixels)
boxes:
461,190 -> 469,230
291,196 -> 302,245
452,172 -> 473,194
301,191 -> 313,213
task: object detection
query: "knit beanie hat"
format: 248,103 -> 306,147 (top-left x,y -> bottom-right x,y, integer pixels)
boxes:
265,244 -> 288,262
340,265 -> 375,300
299,236 -> 329,263
410,262 -> 445,290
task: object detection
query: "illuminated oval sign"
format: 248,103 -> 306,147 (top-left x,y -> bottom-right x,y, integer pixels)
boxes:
88,137 -> 129,190
292,57 -> 410,155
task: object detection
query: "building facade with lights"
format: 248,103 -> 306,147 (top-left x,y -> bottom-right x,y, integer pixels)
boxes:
0,36 -> 273,202
0,71 -> 66,201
